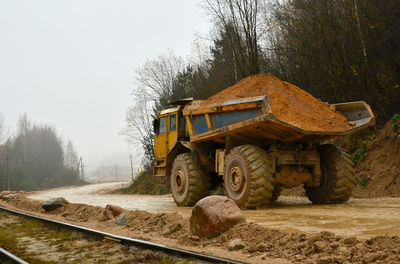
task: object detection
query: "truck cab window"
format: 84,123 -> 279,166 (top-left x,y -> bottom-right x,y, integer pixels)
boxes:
170,114 -> 176,131
159,117 -> 167,134
178,112 -> 187,137
153,119 -> 160,134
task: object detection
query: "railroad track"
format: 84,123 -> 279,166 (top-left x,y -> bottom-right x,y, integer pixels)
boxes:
0,247 -> 29,264
0,206 -> 246,264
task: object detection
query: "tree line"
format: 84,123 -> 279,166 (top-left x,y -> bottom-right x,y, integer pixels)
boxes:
0,114 -> 81,191
124,0 -> 400,168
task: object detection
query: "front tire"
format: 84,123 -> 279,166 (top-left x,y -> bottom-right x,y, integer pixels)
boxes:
171,153 -> 210,206
224,145 -> 275,209
305,145 -> 356,204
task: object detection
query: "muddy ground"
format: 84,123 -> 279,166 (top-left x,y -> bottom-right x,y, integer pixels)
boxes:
28,183 -> 400,239
0,184 -> 399,263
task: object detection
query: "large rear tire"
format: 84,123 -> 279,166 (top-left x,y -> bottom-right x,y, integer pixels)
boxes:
224,145 -> 275,209
171,153 -> 210,206
305,145 -> 356,204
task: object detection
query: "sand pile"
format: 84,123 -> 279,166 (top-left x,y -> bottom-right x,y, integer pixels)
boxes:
353,120 -> 400,198
191,74 -> 352,132
217,223 -> 400,263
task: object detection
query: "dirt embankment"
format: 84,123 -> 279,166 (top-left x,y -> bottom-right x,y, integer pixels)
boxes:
188,74 -> 352,132
115,172 -> 170,195
353,119 -> 400,198
2,195 -> 400,264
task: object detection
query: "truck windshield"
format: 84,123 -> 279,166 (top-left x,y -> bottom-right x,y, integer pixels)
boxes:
159,117 -> 167,134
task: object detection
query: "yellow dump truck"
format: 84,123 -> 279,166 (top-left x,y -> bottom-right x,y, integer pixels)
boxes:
153,95 -> 375,208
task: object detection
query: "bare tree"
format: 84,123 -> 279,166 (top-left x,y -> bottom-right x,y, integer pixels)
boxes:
0,113 -> 5,144
202,0 -> 267,77
16,113 -> 31,163
188,33 -> 212,72
124,51 -> 184,166
64,139 -> 78,169
123,88 -> 155,167
135,50 -> 184,104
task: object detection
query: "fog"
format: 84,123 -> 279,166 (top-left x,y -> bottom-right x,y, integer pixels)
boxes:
0,0 -> 210,170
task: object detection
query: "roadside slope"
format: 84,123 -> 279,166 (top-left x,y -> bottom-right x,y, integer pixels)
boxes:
353,119 -> 400,198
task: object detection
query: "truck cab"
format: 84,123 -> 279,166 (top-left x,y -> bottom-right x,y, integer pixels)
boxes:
153,106 -> 188,176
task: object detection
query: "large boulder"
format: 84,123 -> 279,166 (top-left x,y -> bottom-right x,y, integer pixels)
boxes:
100,205 -> 125,221
105,205 -> 125,217
190,195 -> 245,238
100,209 -> 114,221
41,197 -> 69,211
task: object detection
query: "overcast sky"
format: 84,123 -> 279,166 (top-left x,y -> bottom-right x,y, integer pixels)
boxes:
0,0 -> 210,170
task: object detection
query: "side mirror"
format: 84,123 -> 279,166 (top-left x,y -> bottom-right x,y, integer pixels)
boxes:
153,119 -> 159,134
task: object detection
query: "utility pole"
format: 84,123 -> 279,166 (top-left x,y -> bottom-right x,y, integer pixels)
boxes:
79,157 -> 84,185
6,153 -> 10,191
76,158 -> 80,186
129,154 -> 134,182
81,163 -> 84,183
115,165 -> 118,182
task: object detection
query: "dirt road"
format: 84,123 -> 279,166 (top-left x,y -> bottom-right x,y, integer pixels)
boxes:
28,183 -> 400,239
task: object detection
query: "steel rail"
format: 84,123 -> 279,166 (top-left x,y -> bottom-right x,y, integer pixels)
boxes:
0,247 -> 29,264
0,206 -> 246,264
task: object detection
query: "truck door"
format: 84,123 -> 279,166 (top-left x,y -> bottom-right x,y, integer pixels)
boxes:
154,116 -> 168,159
168,113 -> 178,152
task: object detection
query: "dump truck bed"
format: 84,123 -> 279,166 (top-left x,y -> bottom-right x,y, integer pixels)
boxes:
183,96 -> 375,144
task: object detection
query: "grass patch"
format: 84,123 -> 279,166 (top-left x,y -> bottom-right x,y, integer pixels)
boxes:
392,113 -> 400,133
360,175 -> 369,187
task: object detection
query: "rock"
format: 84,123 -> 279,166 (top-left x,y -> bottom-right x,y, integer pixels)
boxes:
338,246 -> 348,254
330,242 -> 339,249
365,252 -> 389,262
228,239 -> 245,251
41,197 -> 69,211
114,214 -> 128,225
0,191 -> 14,198
1,193 -> 20,201
162,223 -> 182,236
114,213 -> 135,226
190,195 -> 245,238
105,205 -> 124,217
343,236 -> 357,245
100,209 -> 113,221
313,241 -> 327,253
248,243 -> 267,253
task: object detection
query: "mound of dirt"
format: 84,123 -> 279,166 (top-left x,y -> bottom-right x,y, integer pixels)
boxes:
2,194 -> 400,263
217,223 -> 400,263
189,74 -> 351,132
353,120 -> 400,198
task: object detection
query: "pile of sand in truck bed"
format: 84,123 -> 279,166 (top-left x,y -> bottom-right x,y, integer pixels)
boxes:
190,74 -> 352,132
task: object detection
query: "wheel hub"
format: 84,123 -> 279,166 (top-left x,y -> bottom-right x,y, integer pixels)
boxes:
174,168 -> 186,193
229,165 -> 245,192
